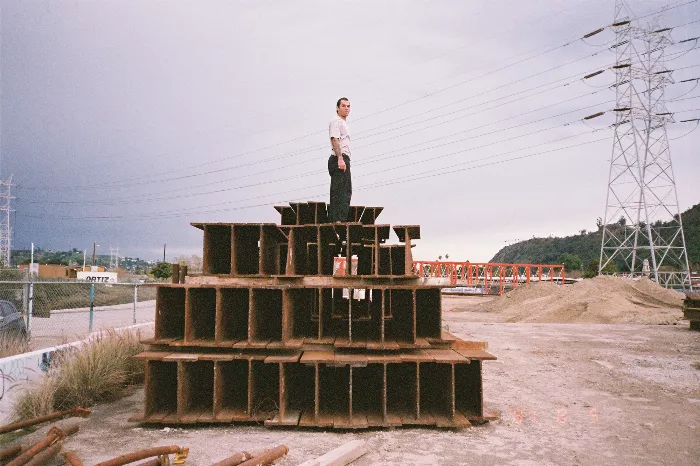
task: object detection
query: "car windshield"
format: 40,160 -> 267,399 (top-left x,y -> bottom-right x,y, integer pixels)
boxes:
0,302 -> 14,317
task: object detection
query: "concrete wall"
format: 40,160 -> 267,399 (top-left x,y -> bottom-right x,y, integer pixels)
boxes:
0,322 -> 154,422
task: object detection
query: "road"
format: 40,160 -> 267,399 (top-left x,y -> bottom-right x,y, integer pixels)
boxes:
28,300 -> 156,350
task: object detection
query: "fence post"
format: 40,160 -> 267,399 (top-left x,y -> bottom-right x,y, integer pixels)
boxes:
22,282 -> 28,315
89,283 -> 95,332
27,281 -> 34,339
133,285 -> 138,325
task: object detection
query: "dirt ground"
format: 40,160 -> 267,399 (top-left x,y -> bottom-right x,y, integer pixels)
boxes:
6,301 -> 699,465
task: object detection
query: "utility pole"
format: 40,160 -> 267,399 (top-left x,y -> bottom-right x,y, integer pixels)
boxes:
0,176 -> 14,267
599,0 -> 691,289
163,244 -> 166,263
92,242 -> 98,268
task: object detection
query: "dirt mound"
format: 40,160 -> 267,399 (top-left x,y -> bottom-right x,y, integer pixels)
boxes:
463,275 -> 684,324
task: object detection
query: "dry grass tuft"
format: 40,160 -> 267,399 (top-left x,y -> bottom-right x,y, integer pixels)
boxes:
11,378 -> 58,421
0,333 -> 32,358
11,330 -> 144,421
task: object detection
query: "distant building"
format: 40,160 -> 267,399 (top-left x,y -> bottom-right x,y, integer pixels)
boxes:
18,264 -> 106,279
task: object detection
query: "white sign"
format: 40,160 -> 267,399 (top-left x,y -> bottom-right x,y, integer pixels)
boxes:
77,271 -> 118,283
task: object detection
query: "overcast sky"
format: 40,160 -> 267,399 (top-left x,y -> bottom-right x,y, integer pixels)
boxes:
1,0 -> 699,263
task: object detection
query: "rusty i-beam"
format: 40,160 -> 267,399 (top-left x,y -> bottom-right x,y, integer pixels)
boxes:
132,202 -> 498,428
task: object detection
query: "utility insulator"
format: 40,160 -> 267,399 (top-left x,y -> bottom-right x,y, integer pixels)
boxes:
653,27 -> 672,33
612,63 -> 631,69
613,107 -> 631,112
679,37 -> 699,43
584,70 -> 605,79
680,118 -> 700,123
654,70 -> 672,75
583,27 -> 605,38
611,119 -> 630,127
679,78 -> 699,83
611,20 -> 631,27
610,79 -> 630,88
584,112 -> 605,120
656,112 -> 672,116
644,47 -> 664,55
610,40 -> 630,49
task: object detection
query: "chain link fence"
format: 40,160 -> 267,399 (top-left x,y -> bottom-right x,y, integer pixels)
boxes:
0,280 -> 157,355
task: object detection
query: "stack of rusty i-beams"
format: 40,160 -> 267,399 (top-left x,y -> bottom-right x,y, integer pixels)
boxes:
683,292 -> 700,331
132,201 -> 498,429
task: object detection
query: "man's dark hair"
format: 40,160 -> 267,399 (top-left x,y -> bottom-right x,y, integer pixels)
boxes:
336,97 -> 349,113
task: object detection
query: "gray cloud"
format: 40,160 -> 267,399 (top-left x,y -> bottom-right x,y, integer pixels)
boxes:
1,0 -> 698,262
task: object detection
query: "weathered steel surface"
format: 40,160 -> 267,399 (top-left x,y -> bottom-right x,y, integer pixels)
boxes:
139,202 -> 496,429
153,285 -> 443,348
0,407 -> 89,435
94,446 -> 185,466
683,292 -> 700,331
237,445 -> 288,466
63,451 -> 86,466
7,424 -> 79,466
136,348 -> 492,428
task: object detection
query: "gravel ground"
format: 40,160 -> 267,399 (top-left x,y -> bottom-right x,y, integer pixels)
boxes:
6,312 -> 699,465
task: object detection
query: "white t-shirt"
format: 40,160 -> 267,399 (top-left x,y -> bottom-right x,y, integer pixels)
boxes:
329,115 -> 351,158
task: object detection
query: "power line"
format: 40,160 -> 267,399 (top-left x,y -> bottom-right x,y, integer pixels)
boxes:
17,15 -> 624,191
22,105 -> 699,217
18,75 -> 697,206
21,54 -> 697,199
26,106 -> 625,217
18,14 -> 698,195
18,136 -> 608,222
22,88 -> 612,205
136,131 -> 606,219
21,49 -> 616,193
19,98 -> 613,207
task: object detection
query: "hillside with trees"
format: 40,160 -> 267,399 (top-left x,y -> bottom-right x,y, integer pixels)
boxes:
490,203 -> 700,275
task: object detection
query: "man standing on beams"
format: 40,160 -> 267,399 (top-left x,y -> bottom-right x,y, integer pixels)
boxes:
328,97 -> 352,222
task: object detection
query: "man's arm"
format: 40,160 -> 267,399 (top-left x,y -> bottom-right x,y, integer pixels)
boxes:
330,137 -> 346,172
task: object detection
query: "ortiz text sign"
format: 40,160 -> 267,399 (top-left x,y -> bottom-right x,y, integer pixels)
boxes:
77,272 -> 118,283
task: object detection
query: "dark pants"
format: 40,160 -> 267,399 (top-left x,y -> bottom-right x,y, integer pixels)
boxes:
328,154 -> 352,222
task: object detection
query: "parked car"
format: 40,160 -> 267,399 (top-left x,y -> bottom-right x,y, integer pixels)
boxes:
0,300 -> 27,339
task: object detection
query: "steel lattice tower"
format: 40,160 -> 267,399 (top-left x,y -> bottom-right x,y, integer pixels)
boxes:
599,1 -> 691,289
0,177 -> 13,267
109,247 -> 120,271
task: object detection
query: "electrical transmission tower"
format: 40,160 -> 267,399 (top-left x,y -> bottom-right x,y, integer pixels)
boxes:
109,247 -> 120,271
0,177 -> 13,267
599,0 -> 691,289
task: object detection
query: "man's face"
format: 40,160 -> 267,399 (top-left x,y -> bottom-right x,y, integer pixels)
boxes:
337,100 -> 351,117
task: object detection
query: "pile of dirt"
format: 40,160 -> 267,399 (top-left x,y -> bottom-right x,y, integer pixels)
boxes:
459,275 -> 684,324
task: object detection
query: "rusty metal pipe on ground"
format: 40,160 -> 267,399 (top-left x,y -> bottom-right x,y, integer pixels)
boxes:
94,445 -> 185,466
64,450 -> 86,466
7,424 -> 79,466
211,450 -> 253,466
0,407 -> 90,435
0,444 -> 22,461
25,440 -> 62,466
237,446 -> 288,466
133,456 -> 166,466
